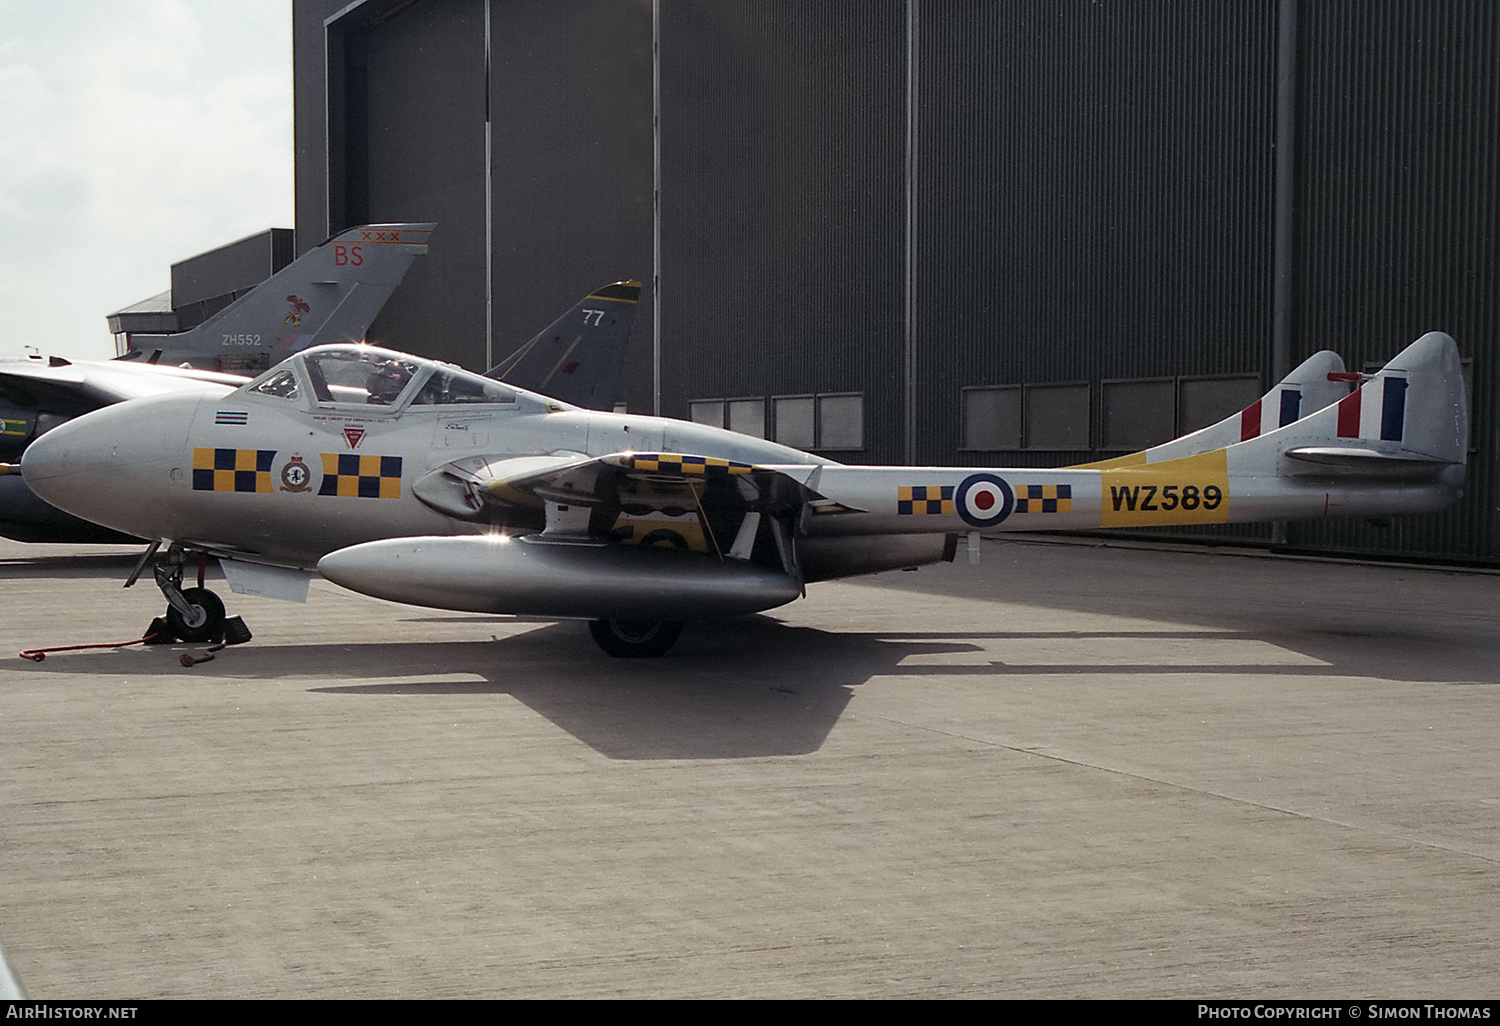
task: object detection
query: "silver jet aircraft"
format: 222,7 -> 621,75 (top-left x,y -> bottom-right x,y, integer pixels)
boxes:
20,330 -> 1467,656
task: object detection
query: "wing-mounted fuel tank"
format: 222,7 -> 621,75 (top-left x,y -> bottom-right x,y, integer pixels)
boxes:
316,535 -> 801,620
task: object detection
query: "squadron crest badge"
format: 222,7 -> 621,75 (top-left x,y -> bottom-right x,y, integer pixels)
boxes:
280,454 -> 313,493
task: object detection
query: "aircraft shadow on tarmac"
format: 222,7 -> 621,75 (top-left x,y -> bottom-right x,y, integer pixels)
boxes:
0,552 -> 143,580
266,616 -> 987,761
13,602 -> 1495,760
11,613 -> 976,760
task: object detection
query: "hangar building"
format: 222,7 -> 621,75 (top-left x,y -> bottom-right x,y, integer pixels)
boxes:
289,0 -> 1499,564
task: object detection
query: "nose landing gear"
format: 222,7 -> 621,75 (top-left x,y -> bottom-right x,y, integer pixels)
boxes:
158,582 -> 227,644
131,542 -> 250,646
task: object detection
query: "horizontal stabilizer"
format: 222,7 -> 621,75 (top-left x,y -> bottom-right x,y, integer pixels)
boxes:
1282,446 -> 1460,480
1284,446 -> 1454,467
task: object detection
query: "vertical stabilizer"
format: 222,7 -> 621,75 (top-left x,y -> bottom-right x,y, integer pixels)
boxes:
486,280 -> 641,410
1199,330 -> 1465,476
123,223 -> 435,373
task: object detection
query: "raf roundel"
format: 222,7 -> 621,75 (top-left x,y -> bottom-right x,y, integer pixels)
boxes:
956,473 -> 1014,529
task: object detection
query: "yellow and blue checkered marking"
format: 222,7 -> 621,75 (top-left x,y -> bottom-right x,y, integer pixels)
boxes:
897,485 -> 954,515
629,453 -> 754,476
1014,483 -> 1072,513
192,448 -> 275,493
318,453 -> 402,498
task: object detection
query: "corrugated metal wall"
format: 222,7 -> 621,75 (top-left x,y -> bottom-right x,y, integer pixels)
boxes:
486,0 -> 655,411
360,0 -> 489,369
913,1 -> 1276,468
1286,0 -> 1499,560
309,0 -> 652,381
659,2 -> 906,453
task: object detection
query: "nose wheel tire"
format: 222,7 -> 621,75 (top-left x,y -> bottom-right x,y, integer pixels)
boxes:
165,587 -> 227,644
587,618 -> 684,658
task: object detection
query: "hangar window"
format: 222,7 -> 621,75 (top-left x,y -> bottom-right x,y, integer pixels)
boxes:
1025,382 -> 1091,450
692,394 -> 863,449
817,394 -> 863,449
688,399 -> 724,427
1102,378 -> 1175,450
772,396 -> 815,448
1177,374 -> 1263,435
727,398 -> 767,438
961,373 -> 1279,455
772,393 -> 863,450
688,398 -> 766,438
961,385 -> 1022,450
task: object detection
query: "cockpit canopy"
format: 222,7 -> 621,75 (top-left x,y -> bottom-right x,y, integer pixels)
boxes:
240,344 -> 525,412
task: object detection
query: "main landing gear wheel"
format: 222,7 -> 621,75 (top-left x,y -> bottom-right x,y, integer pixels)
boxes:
165,587 -> 226,644
587,619 -> 684,658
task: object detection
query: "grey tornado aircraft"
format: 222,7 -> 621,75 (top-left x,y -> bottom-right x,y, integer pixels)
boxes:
19,322 -> 1467,657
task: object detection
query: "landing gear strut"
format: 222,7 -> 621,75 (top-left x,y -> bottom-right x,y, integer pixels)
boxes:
130,543 -> 248,645
163,586 -> 226,644
587,619 -> 683,658
150,550 -> 227,643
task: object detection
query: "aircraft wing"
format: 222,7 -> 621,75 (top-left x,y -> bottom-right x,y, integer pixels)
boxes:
1,357 -> 240,461
412,450 -> 828,537
0,357 -> 243,409
325,450 -> 830,621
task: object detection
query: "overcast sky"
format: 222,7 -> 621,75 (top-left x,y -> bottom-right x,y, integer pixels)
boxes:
0,1 -> 293,361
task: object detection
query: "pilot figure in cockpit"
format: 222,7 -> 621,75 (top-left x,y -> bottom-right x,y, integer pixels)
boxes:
366,359 -> 412,404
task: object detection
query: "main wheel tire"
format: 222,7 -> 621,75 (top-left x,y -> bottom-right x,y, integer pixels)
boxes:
166,587 -> 227,644
587,618 -> 684,658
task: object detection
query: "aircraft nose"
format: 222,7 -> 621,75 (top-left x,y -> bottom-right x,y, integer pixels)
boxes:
21,397 -> 194,525
20,417 -> 90,485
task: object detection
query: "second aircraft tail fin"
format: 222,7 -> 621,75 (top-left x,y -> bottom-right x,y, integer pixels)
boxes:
1080,349 -> 1351,469
122,223 -> 435,374
486,280 -> 641,410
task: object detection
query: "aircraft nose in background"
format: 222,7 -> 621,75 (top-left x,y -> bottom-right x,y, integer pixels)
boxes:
20,421 -> 99,526
19,414 -> 96,490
